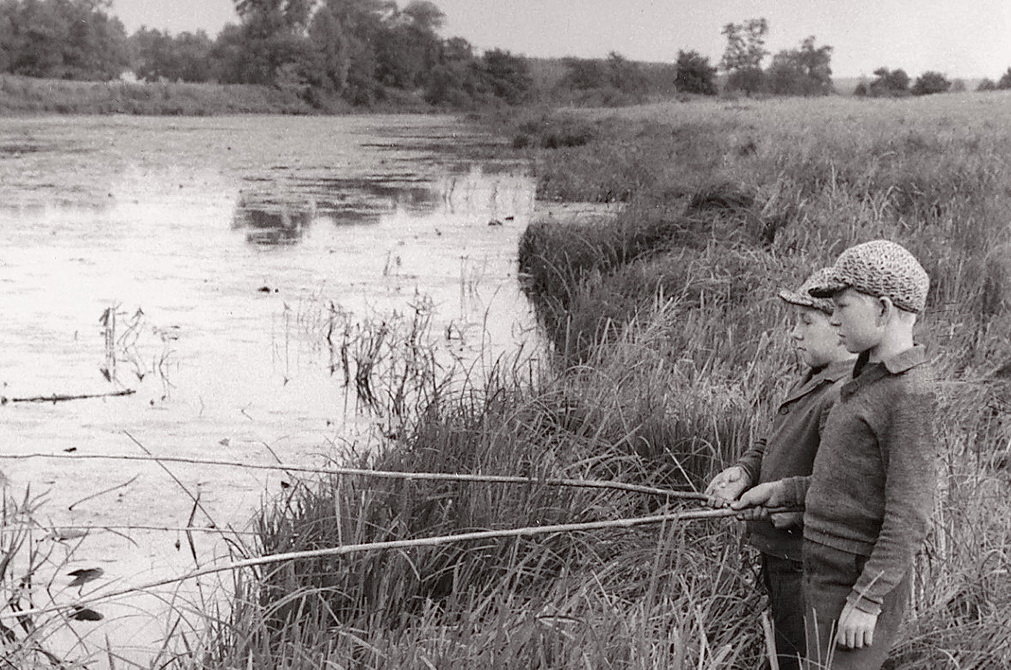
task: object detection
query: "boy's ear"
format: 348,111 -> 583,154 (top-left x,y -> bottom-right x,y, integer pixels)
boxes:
876,296 -> 895,323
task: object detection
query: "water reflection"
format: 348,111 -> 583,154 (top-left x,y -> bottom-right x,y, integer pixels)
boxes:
233,175 -> 449,247
232,200 -> 315,246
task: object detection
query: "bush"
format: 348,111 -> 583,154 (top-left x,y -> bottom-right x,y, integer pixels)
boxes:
912,71 -> 951,96
674,50 -> 717,95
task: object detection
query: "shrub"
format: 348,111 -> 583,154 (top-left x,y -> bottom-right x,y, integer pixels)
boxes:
912,71 -> 951,96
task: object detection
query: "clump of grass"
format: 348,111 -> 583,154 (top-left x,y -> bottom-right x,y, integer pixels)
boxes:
0,490 -> 93,667
510,114 -> 598,150
179,336 -> 771,668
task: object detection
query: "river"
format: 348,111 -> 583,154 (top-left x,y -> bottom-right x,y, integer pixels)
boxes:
0,114 -> 537,664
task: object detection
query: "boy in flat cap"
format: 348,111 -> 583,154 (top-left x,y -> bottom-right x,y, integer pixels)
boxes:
706,268 -> 855,670
735,240 -> 937,670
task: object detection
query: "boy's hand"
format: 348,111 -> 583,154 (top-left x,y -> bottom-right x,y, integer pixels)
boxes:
836,601 -> 878,649
704,466 -> 750,507
730,481 -> 789,520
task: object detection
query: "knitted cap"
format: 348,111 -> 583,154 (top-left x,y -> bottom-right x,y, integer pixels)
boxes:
808,240 -> 930,313
778,268 -> 836,314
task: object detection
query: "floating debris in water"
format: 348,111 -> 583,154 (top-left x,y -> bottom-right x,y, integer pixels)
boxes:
67,567 -> 104,588
68,606 -> 103,622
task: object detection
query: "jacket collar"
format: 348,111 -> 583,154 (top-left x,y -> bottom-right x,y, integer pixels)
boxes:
882,343 -> 929,374
842,344 -> 928,399
782,358 -> 854,405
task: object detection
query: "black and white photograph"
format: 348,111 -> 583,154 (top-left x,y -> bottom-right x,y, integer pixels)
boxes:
1,1 -> 1009,667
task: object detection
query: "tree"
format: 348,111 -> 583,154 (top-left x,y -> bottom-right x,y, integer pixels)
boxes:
869,67 -> 910,97
998,67 -> 1011,90
560,57 -> 607,91
131,28 -> 214,82
235,0 -> 313,32
911,71 -> 950,96
1,0 -> 128,80
977,78 -> 996,92
401,0 -> 443,32
720,17 -> 768,95
674,49 -> 716,95
605,51 -> 648,97
217,0 -> 315,86
374,2 -> 442,89
477,49 -> 531,105
766,37 -> 833,96
305,5 -> 350,92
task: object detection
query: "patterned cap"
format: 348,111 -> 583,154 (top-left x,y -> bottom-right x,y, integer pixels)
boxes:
778,268 -> 836,314
808,240 -> 930,313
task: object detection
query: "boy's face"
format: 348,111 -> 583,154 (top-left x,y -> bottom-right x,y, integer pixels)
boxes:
829,288 -> 885,354
790,306 -> 841,368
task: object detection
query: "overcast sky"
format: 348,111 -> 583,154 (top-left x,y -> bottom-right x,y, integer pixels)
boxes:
110,0 -> 1011,79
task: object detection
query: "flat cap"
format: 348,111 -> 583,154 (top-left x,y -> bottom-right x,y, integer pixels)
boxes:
778,268 -> 836,314
808,239 -> 929,313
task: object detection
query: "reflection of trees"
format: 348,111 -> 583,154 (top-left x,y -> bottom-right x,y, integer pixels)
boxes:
303,177 -> 442,215
232,199 -> 315,246
232,177 -> 446,246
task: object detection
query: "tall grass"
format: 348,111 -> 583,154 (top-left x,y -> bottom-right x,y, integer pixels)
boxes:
171,321 -> 774,668
176,92 -> 1011,668
6,92 -> 1009,667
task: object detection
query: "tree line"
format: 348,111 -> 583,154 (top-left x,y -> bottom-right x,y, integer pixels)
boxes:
0,0 -> 534,108
1,3 -> 1007,109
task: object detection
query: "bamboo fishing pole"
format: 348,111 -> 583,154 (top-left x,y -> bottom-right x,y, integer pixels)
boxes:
0,452 -> 707,501
0,507 -> 739,622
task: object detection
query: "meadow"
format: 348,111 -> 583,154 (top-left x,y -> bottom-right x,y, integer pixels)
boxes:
3,91 -> 1011,668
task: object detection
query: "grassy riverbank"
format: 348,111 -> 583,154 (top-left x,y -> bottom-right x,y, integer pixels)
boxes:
0,75 -> 318,115
182,92 -> 1011,668
4,93 -> 1010,668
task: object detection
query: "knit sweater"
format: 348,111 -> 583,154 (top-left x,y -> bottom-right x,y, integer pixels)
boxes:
736,359 -> 852,561
779,344 -> 937,615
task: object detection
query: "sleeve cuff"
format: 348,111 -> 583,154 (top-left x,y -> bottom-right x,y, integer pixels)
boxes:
734,460 -> 758,485
846,591 -> 882,616
778,476 -> 810,507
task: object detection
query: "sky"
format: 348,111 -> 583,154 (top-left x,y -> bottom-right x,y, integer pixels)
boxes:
109,0 -> 1011,79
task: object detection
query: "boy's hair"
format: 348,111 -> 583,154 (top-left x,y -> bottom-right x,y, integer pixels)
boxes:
778,267 -> 836,315
809,239 -> 929,313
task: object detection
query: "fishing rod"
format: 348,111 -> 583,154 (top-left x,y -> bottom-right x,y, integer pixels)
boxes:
1,506 -> 742,622
0,452 -> 707,501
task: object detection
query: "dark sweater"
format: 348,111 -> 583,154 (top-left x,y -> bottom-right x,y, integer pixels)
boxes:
780,344 -> 937,615
736,359 -> 851,561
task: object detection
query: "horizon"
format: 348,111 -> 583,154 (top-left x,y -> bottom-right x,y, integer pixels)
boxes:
108,1 -> 1011,80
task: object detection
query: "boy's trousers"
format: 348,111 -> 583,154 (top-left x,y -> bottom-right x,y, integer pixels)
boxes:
761,553 -> 806,670
802,541 -> 911,670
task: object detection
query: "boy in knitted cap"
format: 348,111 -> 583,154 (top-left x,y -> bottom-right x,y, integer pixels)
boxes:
706,268 -> 855,670
734,240 -> 936,670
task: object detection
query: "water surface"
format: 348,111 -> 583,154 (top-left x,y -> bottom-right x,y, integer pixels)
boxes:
0,114 -> 536,661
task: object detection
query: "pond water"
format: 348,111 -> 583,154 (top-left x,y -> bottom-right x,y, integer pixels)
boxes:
0,115 -> 537,662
